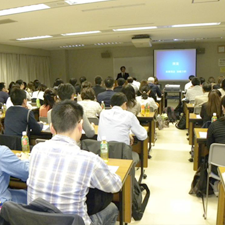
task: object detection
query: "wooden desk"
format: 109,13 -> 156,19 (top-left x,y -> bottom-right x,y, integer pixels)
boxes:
217,167 -> 225,225
11,151 -> 133,225
184,103 -> 194,129
193,128 -> 208,171
189,113 -> 203,146
137,112 -> 155,149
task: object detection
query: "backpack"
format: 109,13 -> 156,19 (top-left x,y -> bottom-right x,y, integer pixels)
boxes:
132,178 -> 150,221
175,113 -> 186,130
174,101 -> 183,119
164,107 -> 176,123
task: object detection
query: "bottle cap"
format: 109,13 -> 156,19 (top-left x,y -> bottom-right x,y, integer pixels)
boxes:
102,136 -> 106,141
213,113 -> 217,116
22,131 -> 26,136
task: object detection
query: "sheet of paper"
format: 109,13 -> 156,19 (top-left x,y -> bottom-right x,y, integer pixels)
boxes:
196,115 -> 201,119
199,132 -> 207,138
42,125 -> 50,131
108,165 -> 119,173
222,172 -> 225,181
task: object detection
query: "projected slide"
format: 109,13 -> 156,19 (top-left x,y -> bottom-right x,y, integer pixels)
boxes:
154,49 -> 196,80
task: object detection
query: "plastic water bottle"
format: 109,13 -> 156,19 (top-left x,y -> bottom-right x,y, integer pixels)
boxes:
101,101 -> 105,110
145,103 -> 150,116
141,104 -> 145,116
100,136 -> 108,163
36,98 -> 41,108
211,113 -> 217,122
21,131 -> 30,155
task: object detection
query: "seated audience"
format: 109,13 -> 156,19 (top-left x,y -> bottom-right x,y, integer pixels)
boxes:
137,80 -> 148,96
122,84 -> 141,116
32,83 -> 47,102
186,77 -> 203,102
75,76 -> 87,94
26,82 -> 35,99
97,77 -> 115,107
199,77 -> 205,86
39,89 -> 56,117
0,82 -> 9,104
127,77 -> 138,93
147,77 -> 162,98
218,79 -> 225,97
136,85 -> 158,111
69,78 -> 77,89
200,89 -> 222,125
133,77 -> 140,90
114,78 -> 125,92
213,76 -> 224,89
93,76 -> 105,97
116,66 -> 129,80
27,100 -> 122,225
78,87 -> 102,118
16,79 -> 31,101
184,75 -> 195,91
194,82 -> 212,108
4,88 -> 43,136
47,83 -> 95,138
97,92 -> 147,165
208,76 -> 216,86
0,145 -> 29,204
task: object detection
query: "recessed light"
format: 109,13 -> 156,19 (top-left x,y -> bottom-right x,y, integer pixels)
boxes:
113,26 -> 157,32
172,22 -> 220,28
61,31 -> 101,36
17,35 -> 52,41
65,0 -> 112,5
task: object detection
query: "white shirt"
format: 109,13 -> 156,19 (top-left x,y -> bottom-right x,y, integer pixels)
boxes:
78,100 -> 102,118
136,96 -> 158,111
6,97 -> 32,110
186,85 -> 203,101
184,81 -> 192,91
32,91 -> 44,100
97,106 -> 147,145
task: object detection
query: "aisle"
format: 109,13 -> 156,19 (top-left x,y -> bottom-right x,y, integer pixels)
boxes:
132,124 -> 218,225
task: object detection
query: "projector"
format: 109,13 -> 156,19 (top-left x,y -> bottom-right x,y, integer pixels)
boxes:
164,84 -> 181,92
131,35 -> 152,48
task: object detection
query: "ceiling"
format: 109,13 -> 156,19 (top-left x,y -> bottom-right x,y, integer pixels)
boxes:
0,0 -> 225,50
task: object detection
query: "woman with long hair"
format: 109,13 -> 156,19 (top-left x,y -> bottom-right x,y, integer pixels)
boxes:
200,89 -> 222,124
121,84 -> 141,116
218,78 -> 225,97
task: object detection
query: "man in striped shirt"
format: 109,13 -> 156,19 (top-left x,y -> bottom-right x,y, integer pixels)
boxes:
27,100 -> 122,225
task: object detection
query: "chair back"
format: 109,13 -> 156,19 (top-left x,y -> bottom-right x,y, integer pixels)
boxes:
208,143 -> 225,167
194,106 -> 202,114
35,139 -> 48,145
0,134 -> 22,150
88,117 -> 99,125
39,117 -> 48,123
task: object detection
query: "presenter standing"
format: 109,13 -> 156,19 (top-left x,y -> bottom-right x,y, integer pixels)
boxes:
116,66 -> 129,80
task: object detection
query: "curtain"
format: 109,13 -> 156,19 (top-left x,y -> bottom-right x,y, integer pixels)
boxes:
0,53 -> 50,88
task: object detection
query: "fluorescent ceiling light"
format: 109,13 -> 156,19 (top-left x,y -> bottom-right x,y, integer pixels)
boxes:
17,35 -> 52,41
61,31 -> 101,36
0,4 -> 50,16
113,26 -> 157,32
65,0 -> 111,5
172,22 -> 220,28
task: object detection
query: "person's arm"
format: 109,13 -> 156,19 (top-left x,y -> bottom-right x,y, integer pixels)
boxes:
96,103 -> 102,116
83,113 -> 95,138
0,146 -> 29,181
206,123 -> 215,149
90,155 -> 122,193
29,111 -> 43,134
130,114 -> 147,141
156,86 -> 162,97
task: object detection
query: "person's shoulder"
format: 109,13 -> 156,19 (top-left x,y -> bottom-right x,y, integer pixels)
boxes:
0,145 -> 10,154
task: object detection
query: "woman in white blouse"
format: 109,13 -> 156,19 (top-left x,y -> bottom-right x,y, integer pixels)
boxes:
78,87 -> 102,118
136,85 -> 158,111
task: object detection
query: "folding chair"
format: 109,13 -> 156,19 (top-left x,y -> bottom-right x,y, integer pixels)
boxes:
204,143 -> 225,219
88,117 -> 99,125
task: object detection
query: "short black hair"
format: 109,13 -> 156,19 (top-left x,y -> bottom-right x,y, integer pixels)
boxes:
199,77 -> 205,85
58,83 -> 75,100
120,66 -> 126,71
16,79 -> 24,86
191,77 -> 200,86
10,88 -> 26,105
81,87 -> 95,100
52,100 -> 83,134
127,77 -> 133,83
69,78 -> 77,86
110,92 -> 127,107
117,78 -> 125,86
104,77 -> 114,88
79,76 -> 86,84
202,82 -> 212,92
189,75 -> 195,80
0,82 -> 5,91
95,76 -> 102,85
53,79 -> 64,87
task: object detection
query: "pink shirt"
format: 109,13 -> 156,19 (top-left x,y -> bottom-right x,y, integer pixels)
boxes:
39,105 -> 50,117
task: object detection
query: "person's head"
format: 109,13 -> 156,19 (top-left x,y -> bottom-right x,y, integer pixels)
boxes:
10,87 -> 27,106
104,77 -> 114,89
81,81 -> 92,90
139,80 -> 148,90
37,84 -> 47,92
16,79 -> 24,90
33,80 -> 40,90
117,78 -> 125,87
27,82 -> 35,92
79,76 -> 86,84
81,87 -> 95,101
120,66 -> 126,73
199,77 -> 205,85
51,100 -> 84,141
43,89 -> 56,109
202,82 -> 212,93
95,76 -> 102,85
23,82 -> 27,90
140,85 -> 150,100
154,77 -> 159,85
191,77 -> 200,86
207,89 -> 222,118
208,76 -> 215,84
221,79 -> 225,91
110,92 -> 127,109
147,77 -> 154,84
121,84 -> 136,108
0,82 -> 6,92
189,75 -> 195,81
127,77 -> 133,84
8,82 -> 19,95
69,78 -> 77,87
217,76 -> 224,85
57,83 -> 75,101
